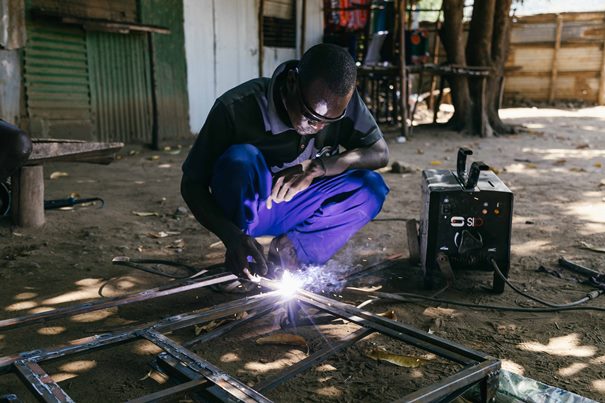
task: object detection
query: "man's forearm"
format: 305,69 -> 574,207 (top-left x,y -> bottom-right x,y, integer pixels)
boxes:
318,138 -> 389,177
181,175 -> 242,247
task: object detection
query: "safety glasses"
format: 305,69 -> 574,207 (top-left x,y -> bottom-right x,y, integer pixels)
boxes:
294,68 -> 347,124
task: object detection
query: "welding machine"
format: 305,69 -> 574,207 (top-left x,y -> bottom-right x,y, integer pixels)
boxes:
408,148 -> 513,293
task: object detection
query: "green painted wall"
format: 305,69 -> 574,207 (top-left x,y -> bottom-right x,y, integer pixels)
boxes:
139,0 -> 189,147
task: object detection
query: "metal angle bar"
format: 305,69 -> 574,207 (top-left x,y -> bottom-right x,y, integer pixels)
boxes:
0,293 -> 280,374
126,378 -> 206,403
293,288 -> 488,363
0,272 -> 237,331
255,327 -> 374,393
13,361 -> 75,403
393,359 -> 501,403
140,330 -> 272,403
183,306 -> 275,348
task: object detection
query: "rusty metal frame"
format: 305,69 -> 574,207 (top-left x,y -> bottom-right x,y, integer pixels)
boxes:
0,277 -> 500,403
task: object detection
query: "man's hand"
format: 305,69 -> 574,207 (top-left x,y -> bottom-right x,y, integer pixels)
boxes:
267,159 -> 325,209
224,233 -> 268,278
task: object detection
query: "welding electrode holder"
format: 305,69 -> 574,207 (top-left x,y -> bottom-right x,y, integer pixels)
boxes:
456,147 -> 489,190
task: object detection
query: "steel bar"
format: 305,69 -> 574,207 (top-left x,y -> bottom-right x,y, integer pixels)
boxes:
126,378 -> 206,403
0,272 -> 237,331
14,361 -> 74,403
255,327 -> 374,393
0,292 -> 280,374
393,359 -> 500,403
259,278 -> 486,364
141,330 -> 271,403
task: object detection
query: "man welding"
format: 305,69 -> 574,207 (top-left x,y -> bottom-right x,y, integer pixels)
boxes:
181,44 -> 389,282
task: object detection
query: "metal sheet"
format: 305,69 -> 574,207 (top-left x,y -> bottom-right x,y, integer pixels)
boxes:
87,30 -> 153,143
23,21 -> 93,139
140,0 -> 190,146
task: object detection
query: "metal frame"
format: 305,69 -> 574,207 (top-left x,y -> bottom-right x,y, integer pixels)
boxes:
0,276 -> 500,403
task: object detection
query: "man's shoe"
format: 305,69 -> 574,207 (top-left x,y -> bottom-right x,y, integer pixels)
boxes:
268,235 -> 299,276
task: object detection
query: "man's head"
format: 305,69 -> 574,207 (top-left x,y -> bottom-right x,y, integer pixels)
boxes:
283,44 -> 357,135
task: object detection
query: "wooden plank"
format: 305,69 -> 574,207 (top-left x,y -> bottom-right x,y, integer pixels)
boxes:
507,70 -> 599,78
27,141 -> 124,164
516,12 -> 605,24
549,15 -> 563,102
507,46 -> 603,73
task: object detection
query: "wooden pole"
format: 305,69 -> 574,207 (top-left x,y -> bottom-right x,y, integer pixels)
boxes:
428,15 -> 442,112
11,166 -> 45,228
598,19 -> 605,105
399,0 -> 408,139
300,0 -> 307,57
548,14 -> 563,103
258,0 -> 265,77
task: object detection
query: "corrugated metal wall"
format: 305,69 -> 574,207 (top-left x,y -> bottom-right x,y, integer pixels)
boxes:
87,31 -> 153,143
23,21 -> 94,139
140,0 -> 189,146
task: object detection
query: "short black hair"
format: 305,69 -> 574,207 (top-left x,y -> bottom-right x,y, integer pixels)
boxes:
298,44 -> 357,97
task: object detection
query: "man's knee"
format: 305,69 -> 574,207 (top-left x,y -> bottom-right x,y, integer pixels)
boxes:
216,144 -> 262,168
352,170 -> 389,208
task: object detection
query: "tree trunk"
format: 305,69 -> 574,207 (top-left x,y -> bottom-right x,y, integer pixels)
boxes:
440,0 -> 472,131
487,0 -> 516,134
466,0 -> 496,136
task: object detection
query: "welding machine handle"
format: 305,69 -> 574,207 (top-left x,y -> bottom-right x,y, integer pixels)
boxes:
465,161 -> 489,189
456,148 -> 473,182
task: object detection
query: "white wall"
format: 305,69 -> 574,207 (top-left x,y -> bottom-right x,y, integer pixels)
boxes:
184,0 -> 324,133
184,0 -> 260,133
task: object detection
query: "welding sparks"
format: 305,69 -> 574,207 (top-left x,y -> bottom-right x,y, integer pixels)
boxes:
277,270 -> 303,299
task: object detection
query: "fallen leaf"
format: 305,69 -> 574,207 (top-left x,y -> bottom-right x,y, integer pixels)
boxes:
490,167 -> 501,174
569,167 -> 586,173
148,155 -> 160,161
430,160 -> 442,166
194,320 -> 224,336
525,163 -> 538,169
256,333 -> 307,347
578,241 -> 605,254
594,162 -> 602,168
575,143 -> 590,149
553,159 -> 567,166
378,310 -> 397,320
132,211 -> 159,217
50,171 -> 69,179
366,349 -> 428,368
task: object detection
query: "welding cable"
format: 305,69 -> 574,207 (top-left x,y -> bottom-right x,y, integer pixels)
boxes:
346,289 -> 605,313
489,259 -> 602,308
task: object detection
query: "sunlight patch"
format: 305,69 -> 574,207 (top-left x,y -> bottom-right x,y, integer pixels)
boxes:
6,301 -> 37,311
512,239 -> 551,256
501,359 -> 524,375
315,364 -> 337,372
43,287 -> 101,305
590,355 -> 605,365
558,362 -> 588,377
28,306 -> 55,314
71,309 -> 115,323
517,333 -> 596,357
52,372 -> 77,382
422,307 -> 460,318
59,360 -> 97,373
592,379 -> 605,393
315,386 -> 342,397
14,292 -> 38,300
220,352 -> 240,363
38,326 -> 66,336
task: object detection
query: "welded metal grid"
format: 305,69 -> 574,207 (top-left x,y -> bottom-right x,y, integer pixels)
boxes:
0,276 -> 500,402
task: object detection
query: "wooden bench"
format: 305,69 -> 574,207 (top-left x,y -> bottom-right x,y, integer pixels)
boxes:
11,139 -> 124,227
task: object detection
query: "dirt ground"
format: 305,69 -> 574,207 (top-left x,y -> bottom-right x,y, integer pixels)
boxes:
1,106 -> 604,402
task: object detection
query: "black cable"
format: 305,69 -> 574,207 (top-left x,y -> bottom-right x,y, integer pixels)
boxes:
489,259 -> 597,308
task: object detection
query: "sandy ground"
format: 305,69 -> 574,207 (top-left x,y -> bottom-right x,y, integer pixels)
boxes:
1,106 -> 605,402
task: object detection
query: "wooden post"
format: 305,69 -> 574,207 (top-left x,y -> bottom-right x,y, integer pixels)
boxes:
428,18 -> 442,111
399,0 -> 408,139
549,14 -> 563,103
11,165 -> 45,228
598,21 -> 605,105
258,0 -> 265,77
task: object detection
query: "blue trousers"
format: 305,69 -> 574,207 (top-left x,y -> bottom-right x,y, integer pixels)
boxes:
211,144 -> 389,265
